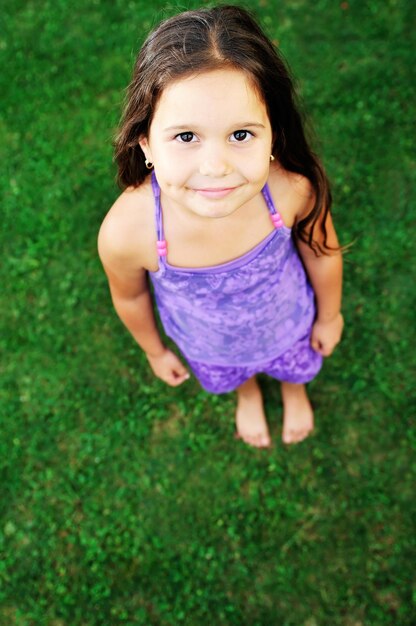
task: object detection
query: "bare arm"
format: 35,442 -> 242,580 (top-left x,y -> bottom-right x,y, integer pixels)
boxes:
103,263 -> 165,357
296,199 -> 344,357
97,211 -> 189,386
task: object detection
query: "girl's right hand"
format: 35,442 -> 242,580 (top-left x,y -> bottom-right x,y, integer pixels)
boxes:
146,348 -> 190,386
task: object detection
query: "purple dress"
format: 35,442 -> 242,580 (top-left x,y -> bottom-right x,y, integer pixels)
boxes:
149,173 -> 322,393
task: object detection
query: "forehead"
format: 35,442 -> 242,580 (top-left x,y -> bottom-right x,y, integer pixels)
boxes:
152,69 -> 269,127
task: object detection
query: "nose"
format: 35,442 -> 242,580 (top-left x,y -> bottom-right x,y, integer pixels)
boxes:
198,143 -> 232,177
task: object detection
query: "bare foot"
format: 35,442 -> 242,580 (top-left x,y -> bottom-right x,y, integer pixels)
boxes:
281,382 -> 314,444
235,377 -> 271,448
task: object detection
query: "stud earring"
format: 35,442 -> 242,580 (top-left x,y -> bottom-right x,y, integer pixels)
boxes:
270,154 -> 275,161
145,159 -> 154,170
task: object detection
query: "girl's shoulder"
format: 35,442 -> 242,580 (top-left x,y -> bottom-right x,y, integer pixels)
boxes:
98,177 -> 158,272
267,164 -> 314,227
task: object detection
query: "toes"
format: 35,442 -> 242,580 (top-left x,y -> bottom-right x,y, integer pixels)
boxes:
255,435 -> 271,448
235,431 -> 271,448
282,428 -> 313,444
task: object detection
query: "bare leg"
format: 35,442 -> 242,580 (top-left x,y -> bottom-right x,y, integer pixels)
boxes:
235,376 -> 271,448
281,382 -> 314,444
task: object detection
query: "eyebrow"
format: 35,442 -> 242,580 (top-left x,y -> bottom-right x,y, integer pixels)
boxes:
163,122 -> 266,132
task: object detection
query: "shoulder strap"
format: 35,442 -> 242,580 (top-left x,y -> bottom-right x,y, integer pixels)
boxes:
151,172 -> 168,259
262,183 -> 284,229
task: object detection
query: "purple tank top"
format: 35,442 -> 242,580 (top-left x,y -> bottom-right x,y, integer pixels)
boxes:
149,172 -> 316,366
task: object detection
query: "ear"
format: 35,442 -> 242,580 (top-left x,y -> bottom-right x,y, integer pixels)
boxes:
138,136 -> 152,162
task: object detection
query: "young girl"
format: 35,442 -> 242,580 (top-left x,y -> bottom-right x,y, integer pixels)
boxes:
98,5 -> 343,449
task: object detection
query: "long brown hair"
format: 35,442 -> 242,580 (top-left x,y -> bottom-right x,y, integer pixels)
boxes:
114,5 -> 333,254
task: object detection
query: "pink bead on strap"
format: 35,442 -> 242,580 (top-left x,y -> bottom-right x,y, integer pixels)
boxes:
271,213 -> 283,228
157,239 -> 168,257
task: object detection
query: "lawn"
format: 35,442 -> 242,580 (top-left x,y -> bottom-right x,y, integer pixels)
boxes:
1,0 -> 415,624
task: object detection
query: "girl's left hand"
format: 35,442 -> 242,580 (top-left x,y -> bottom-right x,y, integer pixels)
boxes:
311,313 -> 344,357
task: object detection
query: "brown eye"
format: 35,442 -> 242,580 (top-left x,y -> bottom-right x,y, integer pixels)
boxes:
231,130 -> 252,142
176,132 -> 195,143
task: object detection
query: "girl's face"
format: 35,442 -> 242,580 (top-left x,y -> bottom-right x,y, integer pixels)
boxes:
139,69 -> 273,220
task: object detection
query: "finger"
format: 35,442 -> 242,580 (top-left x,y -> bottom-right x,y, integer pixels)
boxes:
174,361 -> 190,377
174,362 -> 189,377
168,372 -> 190,386
311,339 -> 323,354
321,343 -> 336,357
177,372 -> 190,382
168,378 -> 188,387
313,341 -> 331,357
165,376 -> 182,387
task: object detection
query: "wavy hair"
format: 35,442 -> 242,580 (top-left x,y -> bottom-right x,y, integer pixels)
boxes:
114,5 -> 333,254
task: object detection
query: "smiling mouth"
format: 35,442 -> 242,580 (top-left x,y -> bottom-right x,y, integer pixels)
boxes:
193,187 -> 237,198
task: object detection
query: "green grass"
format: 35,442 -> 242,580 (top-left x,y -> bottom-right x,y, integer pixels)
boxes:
1,0 -> 415,624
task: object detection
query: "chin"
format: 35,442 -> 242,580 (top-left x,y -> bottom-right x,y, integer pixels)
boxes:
199,206 -> 239,219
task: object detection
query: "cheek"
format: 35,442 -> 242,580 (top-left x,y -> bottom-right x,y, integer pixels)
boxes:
241,152 -> 270,180
154,152 -> 191,186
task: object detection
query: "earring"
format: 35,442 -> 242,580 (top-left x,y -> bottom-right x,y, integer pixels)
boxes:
270,154 -> 275,161
145,159 -> 153,170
